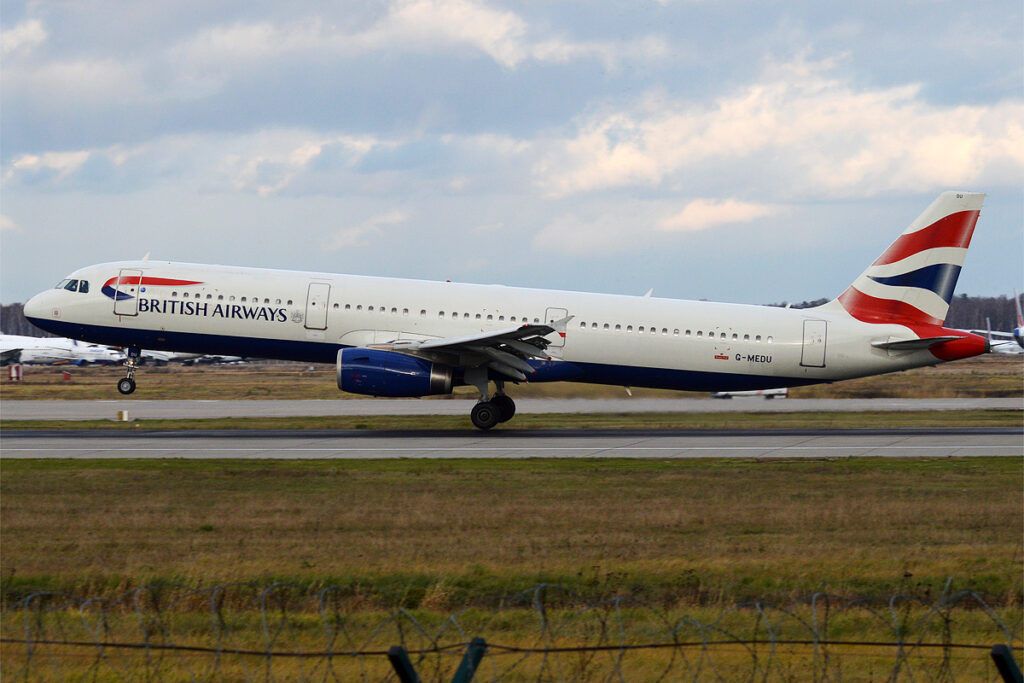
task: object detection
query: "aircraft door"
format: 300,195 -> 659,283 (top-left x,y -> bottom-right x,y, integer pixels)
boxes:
800,319 -> 827,368
544,307 -> 569,348
113,269 -> 143,316
304,282 -> 331,330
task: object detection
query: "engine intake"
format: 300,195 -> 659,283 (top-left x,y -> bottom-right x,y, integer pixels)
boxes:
337,348 -> 453,397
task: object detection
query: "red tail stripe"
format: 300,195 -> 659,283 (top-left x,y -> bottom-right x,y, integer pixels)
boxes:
872,210 -> 979,266
838,287 -> 942,326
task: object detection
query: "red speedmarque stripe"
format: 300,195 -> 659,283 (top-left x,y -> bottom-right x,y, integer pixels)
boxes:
872,210 -> 979,266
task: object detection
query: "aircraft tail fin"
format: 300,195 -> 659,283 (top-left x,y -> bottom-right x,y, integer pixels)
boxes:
836,191 -> 984,326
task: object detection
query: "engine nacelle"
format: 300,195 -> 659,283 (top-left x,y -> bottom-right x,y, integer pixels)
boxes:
337,348 -> 453,397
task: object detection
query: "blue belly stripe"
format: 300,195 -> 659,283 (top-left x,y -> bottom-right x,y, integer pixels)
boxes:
25,316 -> 816,393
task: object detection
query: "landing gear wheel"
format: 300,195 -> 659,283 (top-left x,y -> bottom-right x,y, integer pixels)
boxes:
471,401 -> 500,430
117,377 -> 136,395
492,395 -> 516,422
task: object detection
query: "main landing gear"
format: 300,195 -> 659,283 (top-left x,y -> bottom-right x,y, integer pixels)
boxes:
117,346 -> 140,395
468,375 -> 517,430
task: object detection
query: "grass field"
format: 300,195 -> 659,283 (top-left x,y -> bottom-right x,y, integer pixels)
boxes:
1,354 -> 1021,401
3,457 -> 1021,608
2,457 -> 1021,679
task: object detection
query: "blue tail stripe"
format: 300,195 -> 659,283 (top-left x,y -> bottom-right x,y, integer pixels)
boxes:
868,263 -> 962,304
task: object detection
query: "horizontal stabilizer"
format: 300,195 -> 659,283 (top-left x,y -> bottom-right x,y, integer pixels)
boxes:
871,336 -> 965,351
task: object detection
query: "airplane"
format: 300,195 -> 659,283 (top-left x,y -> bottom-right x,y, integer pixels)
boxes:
0,333 -> 124,366
23,191 -> 988,429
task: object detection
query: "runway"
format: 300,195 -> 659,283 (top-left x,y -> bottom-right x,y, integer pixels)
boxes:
2,427 -> 1020,459
2,397 -> 1021,420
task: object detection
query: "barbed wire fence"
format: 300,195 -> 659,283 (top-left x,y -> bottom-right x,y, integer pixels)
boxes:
2,582 -> 1020,681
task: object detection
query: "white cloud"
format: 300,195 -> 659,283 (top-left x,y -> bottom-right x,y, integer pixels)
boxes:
2,19 -> 47,55
534,57 -> 1024,198
658,199 -> 776,232
327,210 -> 409,250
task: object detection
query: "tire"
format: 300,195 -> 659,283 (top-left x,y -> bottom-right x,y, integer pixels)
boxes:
470,401 -> 500,430
117,377 -> 136,395
492,395 -> 516,422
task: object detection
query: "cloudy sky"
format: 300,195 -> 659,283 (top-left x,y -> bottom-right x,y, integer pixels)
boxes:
2,1 -> 1022,305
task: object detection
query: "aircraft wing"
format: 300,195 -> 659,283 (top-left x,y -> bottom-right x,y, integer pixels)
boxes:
369,321 -> 564,381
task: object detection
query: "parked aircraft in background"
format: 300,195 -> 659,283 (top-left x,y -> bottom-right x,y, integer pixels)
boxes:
139,349 -> 203,365
0,333 -> 124,366
711,387 -> 789,399
24,192 -> 989,429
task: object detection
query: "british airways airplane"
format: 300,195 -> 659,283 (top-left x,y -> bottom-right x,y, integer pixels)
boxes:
23,191 -> 988,429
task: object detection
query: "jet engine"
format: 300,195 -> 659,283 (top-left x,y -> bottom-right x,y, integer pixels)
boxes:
337,348 -> 453,397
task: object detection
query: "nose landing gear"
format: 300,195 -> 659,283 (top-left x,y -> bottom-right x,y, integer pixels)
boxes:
117,346 -> 140,395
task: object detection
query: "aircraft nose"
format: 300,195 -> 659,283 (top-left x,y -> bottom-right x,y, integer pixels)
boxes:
23,291 -> 47,320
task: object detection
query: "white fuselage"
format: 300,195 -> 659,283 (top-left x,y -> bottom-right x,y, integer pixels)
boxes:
22,260 -> 968,392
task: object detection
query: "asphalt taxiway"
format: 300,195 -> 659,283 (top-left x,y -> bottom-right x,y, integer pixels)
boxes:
3,397 -> 1021,420
2,427 -> 1020,459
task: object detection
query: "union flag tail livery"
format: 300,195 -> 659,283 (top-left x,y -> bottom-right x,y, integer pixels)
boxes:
23,191 -> 990,429
837,191 -> 983,326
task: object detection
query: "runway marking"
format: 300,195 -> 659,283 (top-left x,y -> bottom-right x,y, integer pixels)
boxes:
3,445 -> 1017,453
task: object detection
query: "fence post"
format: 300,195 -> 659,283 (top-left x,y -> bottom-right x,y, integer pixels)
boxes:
387,645 -> 421,683
452,637 -> 487,683
991,644 -> 1023,683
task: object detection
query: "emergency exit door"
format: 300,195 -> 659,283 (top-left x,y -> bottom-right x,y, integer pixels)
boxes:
800,319 -> 827,368
113,268 -> 143,316
304,282 -> 331,330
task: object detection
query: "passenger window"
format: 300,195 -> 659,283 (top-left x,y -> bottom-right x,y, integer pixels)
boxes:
369,306 -> 375,311
732,333 -> 738,340
487,315 -> 493,321
218,295 -> 224,301
755,335 -> 761,342
498,316 -> 505,321
287,300 -> 293,305
697,331 -> 703,337
767,336 -> 774,343
78,281 -> 89,293
463,313 -> 469,319
615,324 -> 621,331
638,326 -> 644,333
451,312 -> 458,319
332,303 -> 339,309
276,299 -> 281,304
744,334 -> 750,341
420,310 -> 426,317
591,323 -> 597,329
626,325 -> 633,332
439,311 -> 445,318
579,321 -> 586,328
475,314 -> 481,320
404,309 -> 409,316
662,328 -> 668,335
230,296 -> 236,302
356,305 -> 362,311
345,304 -> 351,310
241,297 -> 247,302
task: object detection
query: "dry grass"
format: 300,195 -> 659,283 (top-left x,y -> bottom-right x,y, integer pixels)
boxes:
2,458 -> 1020,609
1,354 -> 1021,401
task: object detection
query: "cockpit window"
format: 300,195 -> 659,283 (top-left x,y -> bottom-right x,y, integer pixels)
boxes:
55,279 -> 71,289
63,279 -> 79,292
78,280 -> 89,293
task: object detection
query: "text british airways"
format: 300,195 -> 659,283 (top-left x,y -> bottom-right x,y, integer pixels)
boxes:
137,299 -> 288,322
